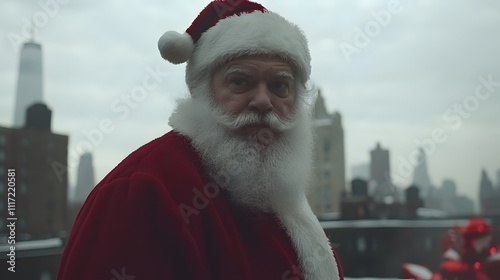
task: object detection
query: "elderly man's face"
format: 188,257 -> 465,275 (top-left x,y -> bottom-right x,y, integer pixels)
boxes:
211,55 -> 296,120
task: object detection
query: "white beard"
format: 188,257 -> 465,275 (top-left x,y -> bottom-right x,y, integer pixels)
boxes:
168,81 -> 341,280
168,81 -> 315,213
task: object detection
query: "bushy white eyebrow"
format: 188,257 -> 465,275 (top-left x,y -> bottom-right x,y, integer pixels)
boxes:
223,67 -> 252,79
223,67 -> 295,81
273,71 -> 295,81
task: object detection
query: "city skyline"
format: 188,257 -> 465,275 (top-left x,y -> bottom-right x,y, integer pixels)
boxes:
1,1 -> 499,205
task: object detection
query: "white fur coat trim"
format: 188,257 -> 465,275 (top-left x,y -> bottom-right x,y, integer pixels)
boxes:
275,196 -> 340,280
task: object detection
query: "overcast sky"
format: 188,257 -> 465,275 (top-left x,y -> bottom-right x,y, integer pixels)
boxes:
1,0 -> 499,205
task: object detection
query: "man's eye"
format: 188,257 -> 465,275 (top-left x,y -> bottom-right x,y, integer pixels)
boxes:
231,78 -> 250,87
271,82 -> 288,89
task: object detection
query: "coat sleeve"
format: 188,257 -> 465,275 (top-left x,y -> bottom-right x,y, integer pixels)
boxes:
57,172 -> 208,280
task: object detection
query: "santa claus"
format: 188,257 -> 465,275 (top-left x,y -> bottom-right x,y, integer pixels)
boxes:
57,1 -> 343,279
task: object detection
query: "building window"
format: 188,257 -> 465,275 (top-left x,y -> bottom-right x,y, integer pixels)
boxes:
357,236 -> 367,253
324,137 -> 330,153
40,272 -> 52,280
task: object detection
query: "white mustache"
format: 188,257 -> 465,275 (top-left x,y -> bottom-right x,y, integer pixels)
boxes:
215,111 -> 296,132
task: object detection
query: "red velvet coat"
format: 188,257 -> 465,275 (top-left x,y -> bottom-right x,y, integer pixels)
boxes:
57,131 -> 343,280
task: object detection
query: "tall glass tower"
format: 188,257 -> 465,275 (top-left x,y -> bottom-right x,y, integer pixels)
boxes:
13,40 -> 44,127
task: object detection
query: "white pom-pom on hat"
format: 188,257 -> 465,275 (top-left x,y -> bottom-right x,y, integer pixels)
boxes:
157,31 -> 194,64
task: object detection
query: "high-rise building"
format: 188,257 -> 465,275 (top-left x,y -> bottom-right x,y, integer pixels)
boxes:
74,152 -> 95,204
308,91 -> 345,216
412,148 -> 434,198
479,169 -> 499,214
370,142 -> 393,200
439,179 -> 456,214
0,103 -> 68,240
13,40 -> 44,127
67,152 -> 96,230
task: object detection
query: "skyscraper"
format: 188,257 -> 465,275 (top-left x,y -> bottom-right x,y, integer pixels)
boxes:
412,148 -> 434,197
308,91 -> 346,215
370,142 -> 393,200
74,152 -> 95,204
13,40 -> 43,127
67,152 -> 96,230
479,169 -> 499,214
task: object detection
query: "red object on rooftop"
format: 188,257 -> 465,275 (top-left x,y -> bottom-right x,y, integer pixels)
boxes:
404,218 -> 500,280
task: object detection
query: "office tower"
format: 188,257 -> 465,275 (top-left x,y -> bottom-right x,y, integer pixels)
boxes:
13,40 -> 44,127
308,91 -> 346,215
370,142 -> 393,200
479,169 -> 499,214
74,152 -> 95,204
412,148 -> 433,197
439,179 -> 459,215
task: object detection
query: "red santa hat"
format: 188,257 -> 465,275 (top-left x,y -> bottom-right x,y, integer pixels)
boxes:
157,0 -> 311,90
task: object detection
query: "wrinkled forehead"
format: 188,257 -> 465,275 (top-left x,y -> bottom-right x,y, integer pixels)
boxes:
215,54 -> 297,77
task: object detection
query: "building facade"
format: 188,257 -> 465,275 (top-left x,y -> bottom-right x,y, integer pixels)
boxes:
0,104 -> 68,240
308,92 -> 345,216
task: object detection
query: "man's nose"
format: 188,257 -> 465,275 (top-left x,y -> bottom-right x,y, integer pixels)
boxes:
248,83 -> 273,113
